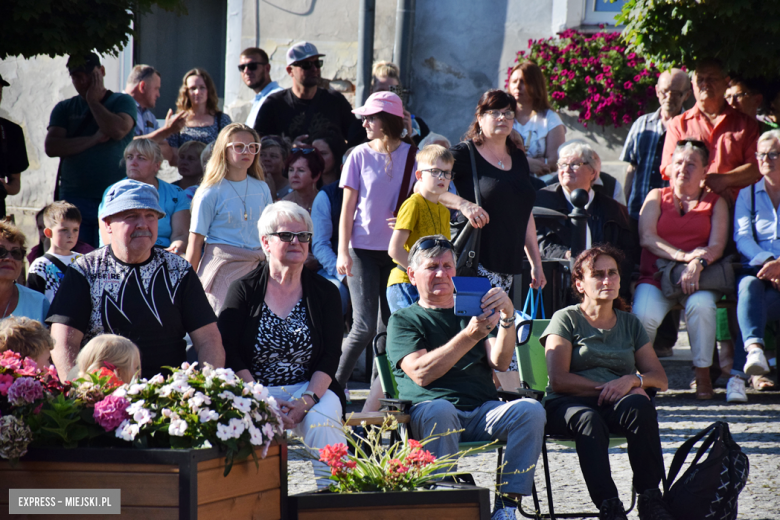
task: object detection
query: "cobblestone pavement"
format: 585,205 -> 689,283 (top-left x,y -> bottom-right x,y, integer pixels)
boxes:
288,363 -> 779,519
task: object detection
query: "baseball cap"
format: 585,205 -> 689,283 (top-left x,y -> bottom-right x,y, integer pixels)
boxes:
352,91 -> 404,119
286,42 -> 325,66
99,179 -> 166,221
0,74 -> 9,87
67,52 -> 101,74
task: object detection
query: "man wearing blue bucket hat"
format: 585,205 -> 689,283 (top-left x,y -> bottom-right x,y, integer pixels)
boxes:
47,179 -> 225,381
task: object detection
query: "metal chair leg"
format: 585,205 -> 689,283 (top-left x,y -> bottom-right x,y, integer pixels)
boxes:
495,446 -> 504,505
541,440 -> 556,520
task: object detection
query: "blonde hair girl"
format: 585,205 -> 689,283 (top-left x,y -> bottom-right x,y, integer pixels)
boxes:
75,334 -> 141,384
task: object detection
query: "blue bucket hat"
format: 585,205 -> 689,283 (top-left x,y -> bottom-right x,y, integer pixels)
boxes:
99,179 -> 166,221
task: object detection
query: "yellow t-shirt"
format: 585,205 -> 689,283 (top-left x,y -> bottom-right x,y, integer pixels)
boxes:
388,193 -> 451,287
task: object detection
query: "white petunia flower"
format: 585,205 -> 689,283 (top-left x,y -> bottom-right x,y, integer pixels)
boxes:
161,408 -> 173,418
158,385 -> 174,397
126,400 -> 146,416
227,417 -> 246,439
250,383 -> 269,401
133,408 -> 154,426
188,391 -> 211,411
126,383 -> 147,395
232,396 -> 252,413
248,425 -> 264,446
217,390 -> 236,401
149,374 -> 165,385
262,423 -> 275,439
115,420 -> 140,441
168,419 -> 188,437
198,408 -> 219,423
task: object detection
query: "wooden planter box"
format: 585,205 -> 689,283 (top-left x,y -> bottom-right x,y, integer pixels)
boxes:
289,483 -> 491,520
0,441 -> 287,520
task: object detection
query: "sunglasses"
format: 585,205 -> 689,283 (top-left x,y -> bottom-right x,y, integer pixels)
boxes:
291,148 -> 316,154
269,231 -> 313,243
0,246 -> 26,261
677,139 -> 708,150
238,62 -> 268,73
292,60 -> 323,70
417,238 -> 453,251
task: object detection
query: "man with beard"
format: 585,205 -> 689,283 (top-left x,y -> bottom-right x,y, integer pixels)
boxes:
240,47 -> 283,128
253,41 -> 357,143
47,179 -> 225,381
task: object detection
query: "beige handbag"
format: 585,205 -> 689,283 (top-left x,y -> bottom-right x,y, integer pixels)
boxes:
655,255 -> 736,300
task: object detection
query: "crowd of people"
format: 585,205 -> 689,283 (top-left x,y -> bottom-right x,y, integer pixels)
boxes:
0,39 -> 777,520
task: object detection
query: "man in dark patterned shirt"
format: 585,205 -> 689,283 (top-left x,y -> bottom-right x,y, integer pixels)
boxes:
47,179 -> 224,380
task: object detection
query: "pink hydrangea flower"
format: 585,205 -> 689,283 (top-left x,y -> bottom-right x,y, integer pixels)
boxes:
0,350 -> 22,370
93,394 -> 131,432
0,373 -> 13,396
7,377 -> 44,406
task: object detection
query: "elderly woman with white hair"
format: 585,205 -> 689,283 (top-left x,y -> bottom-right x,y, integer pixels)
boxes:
99,138 -> 191,254
218,200 -> 346,489
535,141 -> 635,300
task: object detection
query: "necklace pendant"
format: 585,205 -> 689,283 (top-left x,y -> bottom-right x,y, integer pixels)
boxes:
498,160 -> 504,169
243,211 -> 248,221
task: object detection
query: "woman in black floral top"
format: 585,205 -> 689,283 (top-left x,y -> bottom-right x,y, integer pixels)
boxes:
166,68 -> 231,166
218,200 -> 345,490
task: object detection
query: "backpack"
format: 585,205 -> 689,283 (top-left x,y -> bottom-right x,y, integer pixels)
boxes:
663,421 -> 749,520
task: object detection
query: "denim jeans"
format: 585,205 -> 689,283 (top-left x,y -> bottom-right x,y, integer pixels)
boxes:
335,248 -> 394,387
61,196 -> 100,248
731,275 -> 780,379
386,282 -> 419,314
633,283 -> 720,368
410,398 -> 546,496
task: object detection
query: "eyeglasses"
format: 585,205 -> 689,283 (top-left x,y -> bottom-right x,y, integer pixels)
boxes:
725,92 -> 752,103
0,246 -> 26,261
227,142 -> 261,154
756,152 -> 780,161
421,168 -> 453,180
238,62 -> 268,73
417,238 -> 454,251
291,148 -> 316,154
557,161 -> 588,171
269,231 -> 313,243
361,115 -> 376,124
292,60 -> 323,70
483,109 -> 515,120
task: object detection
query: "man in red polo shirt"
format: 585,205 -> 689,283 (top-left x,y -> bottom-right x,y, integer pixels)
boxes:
660,58 -> 760,204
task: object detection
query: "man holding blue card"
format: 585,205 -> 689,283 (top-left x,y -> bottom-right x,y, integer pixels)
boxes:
386,235 -> 546,520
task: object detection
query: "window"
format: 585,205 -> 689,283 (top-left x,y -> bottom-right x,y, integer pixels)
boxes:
582,0 -> 626,26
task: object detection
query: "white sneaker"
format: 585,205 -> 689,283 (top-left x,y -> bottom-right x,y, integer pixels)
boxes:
726,377 -> 747,403
744,348 -> 770,376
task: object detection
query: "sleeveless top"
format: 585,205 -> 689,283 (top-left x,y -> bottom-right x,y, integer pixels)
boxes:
638,187 -> 719,289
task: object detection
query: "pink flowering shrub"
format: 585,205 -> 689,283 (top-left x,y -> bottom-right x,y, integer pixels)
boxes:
508,28 -> 659,128
7,377 -> 44,406
93,394 -> 130,431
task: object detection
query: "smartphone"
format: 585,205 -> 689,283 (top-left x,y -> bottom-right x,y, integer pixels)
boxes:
453,276 -> 492,317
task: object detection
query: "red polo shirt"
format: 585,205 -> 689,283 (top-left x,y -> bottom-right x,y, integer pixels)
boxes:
660,104 -> 760,198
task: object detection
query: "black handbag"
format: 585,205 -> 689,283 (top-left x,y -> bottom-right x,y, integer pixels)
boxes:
452,140 -> 482,277
663,421 -> 749,520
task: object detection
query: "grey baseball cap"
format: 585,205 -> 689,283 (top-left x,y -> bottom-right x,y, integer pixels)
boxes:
286,42 -> 325,66
99,179 -> 166,220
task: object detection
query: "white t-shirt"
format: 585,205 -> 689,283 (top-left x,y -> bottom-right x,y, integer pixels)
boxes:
190,177 -> 273,250
512,109 -> 564,160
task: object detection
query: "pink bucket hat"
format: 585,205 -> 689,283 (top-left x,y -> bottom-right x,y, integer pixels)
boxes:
352,91 -> 404,118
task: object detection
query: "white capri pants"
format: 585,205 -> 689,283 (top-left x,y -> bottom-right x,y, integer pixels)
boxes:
268,381 -> 344,489
632,283 -> 720,368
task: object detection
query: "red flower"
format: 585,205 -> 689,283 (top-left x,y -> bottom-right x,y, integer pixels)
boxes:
93,367 -> 123,388
408,439 -> 421,449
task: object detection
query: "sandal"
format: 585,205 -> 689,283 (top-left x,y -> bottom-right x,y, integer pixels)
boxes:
751,375 -> 777,391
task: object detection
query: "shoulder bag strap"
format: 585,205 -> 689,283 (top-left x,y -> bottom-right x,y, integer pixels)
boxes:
467,140 -> 482,206
664,421 -> 722,493
393,144 -> 419,217
43,253 -> 69,274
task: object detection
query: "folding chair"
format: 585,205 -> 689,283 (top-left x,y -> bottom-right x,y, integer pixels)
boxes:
372,332 -> 514,502
515,319 -> 636,520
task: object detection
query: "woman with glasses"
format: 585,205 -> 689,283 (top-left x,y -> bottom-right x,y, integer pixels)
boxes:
259,136 -> 291,200
727,129 -> 780,400
440,89 -> 546,296
335,91 -> 417,389
98,139 -> 191,255
535,141 -> 635,301
166,68 -> 232,166
508,61 -> 566,181
218,201 -> 346,491
186,123 -> 273,312
633,139 -> 729,400
0,221 -> 49,323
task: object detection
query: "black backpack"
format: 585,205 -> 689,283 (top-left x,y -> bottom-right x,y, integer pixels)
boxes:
663,421 -> 749,520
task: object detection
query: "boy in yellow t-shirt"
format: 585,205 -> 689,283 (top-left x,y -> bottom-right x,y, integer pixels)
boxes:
386,144 -> 453,313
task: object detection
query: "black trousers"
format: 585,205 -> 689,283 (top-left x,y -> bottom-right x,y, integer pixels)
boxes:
545,393 -> 665,508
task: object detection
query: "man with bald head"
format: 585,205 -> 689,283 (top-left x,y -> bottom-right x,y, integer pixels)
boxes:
660,58 -> 761,204
621,69 -> 691,221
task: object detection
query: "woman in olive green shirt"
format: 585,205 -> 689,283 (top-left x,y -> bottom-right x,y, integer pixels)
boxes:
541,245 -> 671,520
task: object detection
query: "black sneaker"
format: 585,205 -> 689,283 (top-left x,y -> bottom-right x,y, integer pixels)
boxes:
599,498 -> 628,520
638,488 -> 674,520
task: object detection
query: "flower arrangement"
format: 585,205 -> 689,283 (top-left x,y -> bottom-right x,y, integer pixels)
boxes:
0,355 -> 284,476
319,415 -> 490,493
509,28 -> 660,128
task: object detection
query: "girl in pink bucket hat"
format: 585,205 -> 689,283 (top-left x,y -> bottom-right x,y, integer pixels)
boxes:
334,91 -> 416,390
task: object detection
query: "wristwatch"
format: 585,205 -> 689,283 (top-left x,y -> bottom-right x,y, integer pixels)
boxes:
697,257 -> 709,268
302,391 -> 320,405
